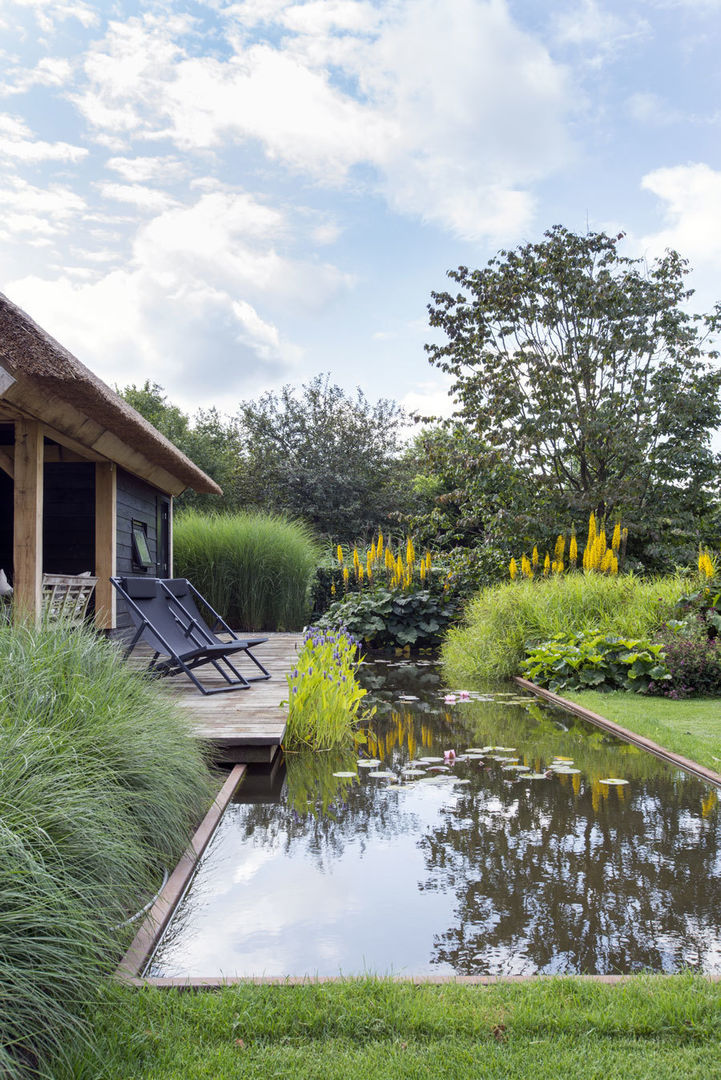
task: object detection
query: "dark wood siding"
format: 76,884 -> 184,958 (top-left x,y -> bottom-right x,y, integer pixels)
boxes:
115,468 -> 171,630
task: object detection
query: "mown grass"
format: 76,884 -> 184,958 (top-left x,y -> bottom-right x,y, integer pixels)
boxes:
443,573 -> 685,683
0,620 -> 213,1079
50,975 -> 721,1079
174,510 -> 321,631
562,691 -> 721,773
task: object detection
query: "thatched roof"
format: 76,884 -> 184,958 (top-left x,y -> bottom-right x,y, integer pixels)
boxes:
0,292 -> 221,495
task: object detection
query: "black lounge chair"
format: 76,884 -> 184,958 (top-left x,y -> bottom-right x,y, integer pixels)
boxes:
111,576 -> 270,695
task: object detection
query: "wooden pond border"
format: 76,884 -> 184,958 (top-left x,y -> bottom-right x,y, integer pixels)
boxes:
514,676 -> 721,789
118,685 -> 721,988
116,763 -> 246,982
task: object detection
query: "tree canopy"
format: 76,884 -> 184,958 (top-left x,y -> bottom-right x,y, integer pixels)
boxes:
426,226 -> 721,564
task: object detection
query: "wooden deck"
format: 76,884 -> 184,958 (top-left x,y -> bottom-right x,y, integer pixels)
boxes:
141,632 -> 302,764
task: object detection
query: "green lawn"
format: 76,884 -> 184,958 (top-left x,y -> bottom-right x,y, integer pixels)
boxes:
50,976 -> 721,1079
561,691 -> 721,773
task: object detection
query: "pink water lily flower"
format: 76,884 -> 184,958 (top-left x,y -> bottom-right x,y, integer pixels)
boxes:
444,749 -> 456,761
443,694 -> 457,704
458,691 -> 470,700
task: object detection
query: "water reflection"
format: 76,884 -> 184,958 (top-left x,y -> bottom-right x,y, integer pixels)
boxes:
148,661 -> 721,978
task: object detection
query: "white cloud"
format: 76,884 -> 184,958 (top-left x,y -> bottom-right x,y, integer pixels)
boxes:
106,155 -> 187,183
0,113 -> 87,161
627,92 -> 683,127
3,187 -> 351,409
0,56 -> 73,96
641,163 -> 721,268
96,182 -> 178,212
72,0 -> 574,240
0,174 -> 86,238
5,0 -> 99,30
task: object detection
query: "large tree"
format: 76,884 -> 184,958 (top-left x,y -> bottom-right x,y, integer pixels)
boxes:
234,374 -> 415,541
426,226 -> 721,564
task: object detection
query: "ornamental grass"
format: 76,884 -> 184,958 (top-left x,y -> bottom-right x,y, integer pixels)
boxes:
174,510 -> 321,631
0,620 -> 212,1079
443,572 -> 686,682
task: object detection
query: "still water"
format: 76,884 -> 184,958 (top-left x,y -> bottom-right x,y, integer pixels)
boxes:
148,660 -> 721,977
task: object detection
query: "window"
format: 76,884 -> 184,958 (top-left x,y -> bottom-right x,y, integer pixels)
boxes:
131,520 -> 153,569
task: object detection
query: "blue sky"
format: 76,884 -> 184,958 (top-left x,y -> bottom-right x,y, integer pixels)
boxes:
1,0 -> 720,420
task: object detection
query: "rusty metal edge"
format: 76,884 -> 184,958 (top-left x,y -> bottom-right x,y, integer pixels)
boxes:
116,763 -> 247,982
514,677 -> 721,788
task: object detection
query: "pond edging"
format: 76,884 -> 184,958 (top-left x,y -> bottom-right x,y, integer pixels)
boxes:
514,676 -> 721,789
116,763 -> 247,983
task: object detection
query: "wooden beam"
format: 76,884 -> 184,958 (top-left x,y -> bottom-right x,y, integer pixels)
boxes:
95,462 -> 117,630
13,420 -> 43,624
0,448 -> 13,478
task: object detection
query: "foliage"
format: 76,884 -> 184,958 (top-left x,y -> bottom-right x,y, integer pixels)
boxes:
234,374 -> 418,542
120,381 -> 242,511
426,226 -> 721,569
317,586 -> 458,649
0,621 -> 212,1079
283,628 -> 373,750
443,572 -> 684,682
173,510 -> 321,631
650,630 -> 721,698
521,630 -> 670,694
671,574 -> 721,639
336,530 -> 436,592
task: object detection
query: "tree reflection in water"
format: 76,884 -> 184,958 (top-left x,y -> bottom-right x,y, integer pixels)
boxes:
153,660 -> 721,977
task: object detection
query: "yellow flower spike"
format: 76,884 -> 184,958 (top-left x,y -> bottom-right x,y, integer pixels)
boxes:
588,511 -> 597,548
377,530 -> 383,557
353,547 -> 360,570
330,582 -> 336,596
543,553 -> 550,576
521,554 -> 533,579
358,564 -> 364,583
425,551 -> 432,571
396,555 -> 404,576
342,566 -> 349,587
509,557 -> 518,580
569,529 -> 578,567
369,541 -> 376,564
554,534 -> 565,563
611,522 -> 621,553
601,549 -> 613,573
406,536 -> 415,565
532,546 -> 539,570
420,561 -> 427,581
336,544 -> 344,565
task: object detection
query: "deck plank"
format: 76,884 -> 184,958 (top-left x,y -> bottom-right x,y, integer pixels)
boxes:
134,632 -> 301,761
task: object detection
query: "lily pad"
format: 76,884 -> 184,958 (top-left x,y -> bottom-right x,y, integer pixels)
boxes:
367,770 -> 397,779
357,759 -> 382,768
599,777 -> 629,785
401,769 -> 426,777
428,765 -> 450,772
419,756 -> 444,763
332,771 -> 358,778
525,773 -> 550,780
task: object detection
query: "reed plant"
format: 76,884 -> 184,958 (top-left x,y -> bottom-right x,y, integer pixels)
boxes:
443,572 -> 686,682
0,620 -> 213,1078
174,510 -> 321,631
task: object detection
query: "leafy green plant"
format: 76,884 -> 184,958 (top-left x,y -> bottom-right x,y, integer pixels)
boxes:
317,586 -> 458,648
521,630 -> 670,694
443,572 -> 684,682
282,628 -> 374,749
174,509 -> 321,631
0,620 -> 212,1079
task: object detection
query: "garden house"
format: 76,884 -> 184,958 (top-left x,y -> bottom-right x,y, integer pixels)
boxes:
0,292 -> 221,629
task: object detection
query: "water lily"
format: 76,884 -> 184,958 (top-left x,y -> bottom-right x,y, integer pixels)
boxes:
444,749 -> 456,762
458,690 -> 470,700
443,694 -> 457,704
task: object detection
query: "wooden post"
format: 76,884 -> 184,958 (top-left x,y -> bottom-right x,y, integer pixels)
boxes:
13,421 -> 43,624
95,462 -> 117,630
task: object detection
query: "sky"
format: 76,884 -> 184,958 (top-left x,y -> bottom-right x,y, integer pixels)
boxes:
1,0 -> 720,422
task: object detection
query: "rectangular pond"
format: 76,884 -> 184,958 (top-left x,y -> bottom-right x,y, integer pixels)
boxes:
147,659 -> 721,978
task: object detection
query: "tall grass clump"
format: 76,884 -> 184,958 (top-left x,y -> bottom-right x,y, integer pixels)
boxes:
442,572 -> 686,683
0,620 -> 213,1078
174,510 -> 321,631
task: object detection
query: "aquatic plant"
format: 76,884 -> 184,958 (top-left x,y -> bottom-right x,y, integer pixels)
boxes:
283,627 -> 375,750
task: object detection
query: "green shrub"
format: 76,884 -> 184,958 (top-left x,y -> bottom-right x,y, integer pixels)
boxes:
443,572 -> 685,682
521,630 -> 670,694
0,621 -> 213,1079
282,628 -> 373,749
174,509 -> 321,631
317,586 -> 458,648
